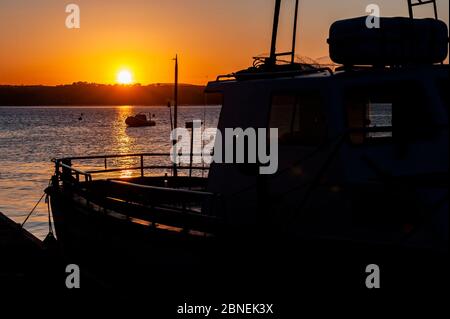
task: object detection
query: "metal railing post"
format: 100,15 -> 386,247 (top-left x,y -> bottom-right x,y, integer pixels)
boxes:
55,160 -> 60,177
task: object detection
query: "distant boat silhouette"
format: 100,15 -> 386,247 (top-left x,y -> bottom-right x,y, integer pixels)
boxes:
125,112 -> 156,127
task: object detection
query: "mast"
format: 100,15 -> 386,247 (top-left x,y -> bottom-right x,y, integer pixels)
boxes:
174,54 -> 178,130
172,55 -> 179,177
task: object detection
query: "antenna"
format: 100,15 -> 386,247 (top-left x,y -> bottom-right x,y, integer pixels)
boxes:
268,0 -> 300,66
407,0 -> 438,19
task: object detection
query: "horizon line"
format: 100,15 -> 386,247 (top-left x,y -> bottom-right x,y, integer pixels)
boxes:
0,82 -> 208,87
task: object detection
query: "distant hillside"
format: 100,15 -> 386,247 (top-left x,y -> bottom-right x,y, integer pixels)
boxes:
0,82 -> 221,106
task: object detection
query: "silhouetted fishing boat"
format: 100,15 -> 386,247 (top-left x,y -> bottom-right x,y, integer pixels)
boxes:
125,113 -> 156,127
46,0 -> 448,290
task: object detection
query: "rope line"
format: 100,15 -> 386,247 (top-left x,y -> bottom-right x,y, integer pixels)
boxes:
21,192 -> 46,228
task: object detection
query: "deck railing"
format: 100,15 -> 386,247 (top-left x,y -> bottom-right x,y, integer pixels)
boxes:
51,153 -> 222,222
52,152 -> 209,183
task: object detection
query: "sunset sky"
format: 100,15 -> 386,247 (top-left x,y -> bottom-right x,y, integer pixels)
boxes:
0,0 -> 448,85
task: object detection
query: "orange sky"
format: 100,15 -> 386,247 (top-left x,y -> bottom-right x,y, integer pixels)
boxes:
0,0 -> 448,85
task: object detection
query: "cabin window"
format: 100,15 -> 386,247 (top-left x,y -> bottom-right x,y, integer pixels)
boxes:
345,81 -> 431,144
270,92 -> 327,146
346,100 -> 393,144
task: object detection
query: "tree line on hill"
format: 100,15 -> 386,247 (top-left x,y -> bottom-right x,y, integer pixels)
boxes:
0,82 -> 221,106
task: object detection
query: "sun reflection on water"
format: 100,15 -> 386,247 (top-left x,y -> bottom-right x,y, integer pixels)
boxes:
116,106 -> 140,178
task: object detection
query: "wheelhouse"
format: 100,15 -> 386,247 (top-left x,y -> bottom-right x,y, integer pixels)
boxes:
205,64 -> 448,249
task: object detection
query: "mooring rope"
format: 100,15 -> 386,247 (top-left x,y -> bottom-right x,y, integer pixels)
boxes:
21,192 -> 46,228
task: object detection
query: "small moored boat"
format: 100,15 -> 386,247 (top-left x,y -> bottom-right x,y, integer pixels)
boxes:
125,113 -> 156,127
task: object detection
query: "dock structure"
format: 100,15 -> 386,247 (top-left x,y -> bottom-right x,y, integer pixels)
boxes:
0,212 -> 62,288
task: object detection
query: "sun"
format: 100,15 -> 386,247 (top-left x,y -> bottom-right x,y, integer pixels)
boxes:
117,70 -> 133,84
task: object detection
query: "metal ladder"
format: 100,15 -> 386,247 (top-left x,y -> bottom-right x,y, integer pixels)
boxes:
407,0 -> 438,19
268,0 -> 300,65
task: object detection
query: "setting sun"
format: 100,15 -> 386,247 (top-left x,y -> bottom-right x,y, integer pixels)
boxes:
117,70 -> 133,84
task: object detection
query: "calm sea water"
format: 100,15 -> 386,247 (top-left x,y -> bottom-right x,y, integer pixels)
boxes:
0,106 -> 221,239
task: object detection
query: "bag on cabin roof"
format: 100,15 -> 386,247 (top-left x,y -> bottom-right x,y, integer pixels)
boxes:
328,16 -> 449,66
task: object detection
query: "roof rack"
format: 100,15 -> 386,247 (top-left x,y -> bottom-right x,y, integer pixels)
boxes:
216,65 -> 333,82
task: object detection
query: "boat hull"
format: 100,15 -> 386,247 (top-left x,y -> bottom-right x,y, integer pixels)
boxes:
49,187 -> 219,286
48,185 -> 448,291
125,116 -> 156,127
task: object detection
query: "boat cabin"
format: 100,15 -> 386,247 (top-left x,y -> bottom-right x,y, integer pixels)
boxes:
205,63 -> 448,248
